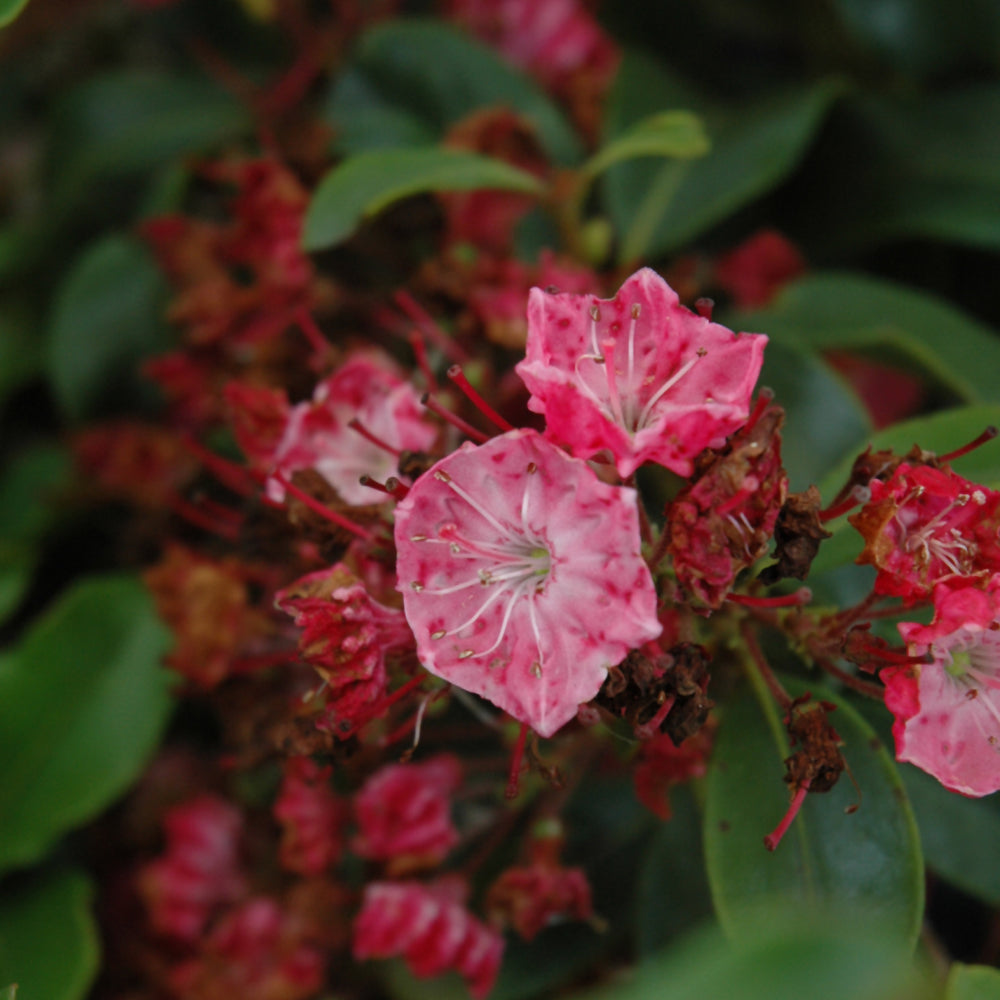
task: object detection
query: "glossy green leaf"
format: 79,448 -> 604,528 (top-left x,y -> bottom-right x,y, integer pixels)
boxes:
0,575 -> 174,873
635,787 -> 715,956
0,444 -> 71,623
0,867 -> 98,1000
47,234 -> 169,421
900,766 -> 1000,910
324,20 -> 582,165
704,676 -> 924,949
0,0 -> 30,27
581,111 -> 709,182
304,148 -> 544,251
758,339 -> 872,492
579,908 -> 925,1000
799,86 -> 1000,253
732,273 -> 1000,404
46,70 -> 251,212
0,301 -> 41,408
0,984 -> 16,1000
946,963 -> 1000,1000
603,68 -> 840,263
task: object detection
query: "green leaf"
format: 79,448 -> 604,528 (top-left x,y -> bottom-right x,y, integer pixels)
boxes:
603,65 -> 840,263
579,908 -> 925,1000
900,766 -> 1000,910
47,234 -> 169,421
0,867 -> 98,1000
798,86 -> 1000,253
324,20 -> 582,165
303,148 -> 545,251
732,273 -> 1000,405
0,301 -> 42,408
635,787 -> 715,956
946,963 -> 1000,1000
0,444 -> 72,624
0,0 -> 30,27
581,111 -> 709,182
0,575 -> 174,873
0,984 -> 16,1000
758,339 -> 872,492
46,70 -> 252,213
704,676 -> 924,949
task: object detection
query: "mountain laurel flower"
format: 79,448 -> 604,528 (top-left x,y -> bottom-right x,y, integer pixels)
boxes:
886,575 -> 1000,796
516,268 -> 767,478
353,756 -> 462,872
850,463 -> 1000,602
353,880 -> 504,999
394,429 -> 662,737
274,757 -> 345,876
267,351 -> 437,506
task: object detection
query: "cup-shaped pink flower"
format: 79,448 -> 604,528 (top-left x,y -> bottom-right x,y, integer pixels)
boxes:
886,575 -> 1000,796
394,428 -> 662,737
516,268 -> 767,477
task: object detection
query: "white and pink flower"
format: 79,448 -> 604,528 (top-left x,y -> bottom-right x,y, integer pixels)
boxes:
886,575 -> 1000,796
516,268 -> 767,478
394,428 -> 661,737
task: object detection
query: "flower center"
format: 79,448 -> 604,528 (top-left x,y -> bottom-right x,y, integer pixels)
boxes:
573,302 -> 704,435
411,463 -> 552,670
899,491 -> 979,576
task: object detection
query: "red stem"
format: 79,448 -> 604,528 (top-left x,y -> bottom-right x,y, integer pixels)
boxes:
272,471 -> 375,541
422,393 -> 490,443
447,365 -> 515,433
506,723 -> 530,800
764,780 -> 811,852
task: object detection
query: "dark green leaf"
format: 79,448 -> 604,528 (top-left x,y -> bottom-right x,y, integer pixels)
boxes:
304,148 -> 544,251
635,787 -> 715,956
0,867 -> 98,1000
581,111 -> 709,182
324,21 -> 582,165
579,908 -> 925,1000
704,676 -> 924,949
0,301 -> 42,408
0,575 -> 174,873
46,70 -> 252,213
732,273 -> 1000,405
800,87 -> 1000,253
603,65 -> 840,263
758,339 -> 872,492
0,0 -> 30,27
47,234 -> 169,421
946,963 -> 1000,1000
0,444 -> 72,624
900,766 -> 1000,909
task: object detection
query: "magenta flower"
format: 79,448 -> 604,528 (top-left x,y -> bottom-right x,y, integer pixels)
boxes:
516,268 -> 767,478
394,429 -> 661,737
353,756 -> 462,871
850,463 -> 1000,603
274,757 -> 345,876
267,350 -> 437,506
353,880 -> 504,999
886,575 -> 1000,796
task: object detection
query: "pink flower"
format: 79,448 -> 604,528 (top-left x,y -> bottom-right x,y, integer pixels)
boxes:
712,228 -> 806,309
274,757 -> 345,876
138,795 -> 246,942
353,880 -> 504,999
394,429 -> 662,737
353,756 -> 462,871
275,564 -> 413,737
169,897 -> 325,1000
886,576 -> 1000,796
516,269 -> 767,478
850,463 -> 1000,603
267,351 -> 437,506
486,856 -> 592,941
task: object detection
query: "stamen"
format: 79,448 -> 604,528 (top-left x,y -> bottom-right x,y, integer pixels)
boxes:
348,417 -> 402,457
937,425 -> 998,464
636,352 -> 702,430
434,472 -> 510,536
447,365 -> 515,433
421,392 -> 490,443
601,337 -> 626,429
764,780 -> 811,852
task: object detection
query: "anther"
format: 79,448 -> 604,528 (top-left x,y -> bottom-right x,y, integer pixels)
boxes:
631,303 -> 641,318
589,305 -> 601,321
431,630 -> 446,640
